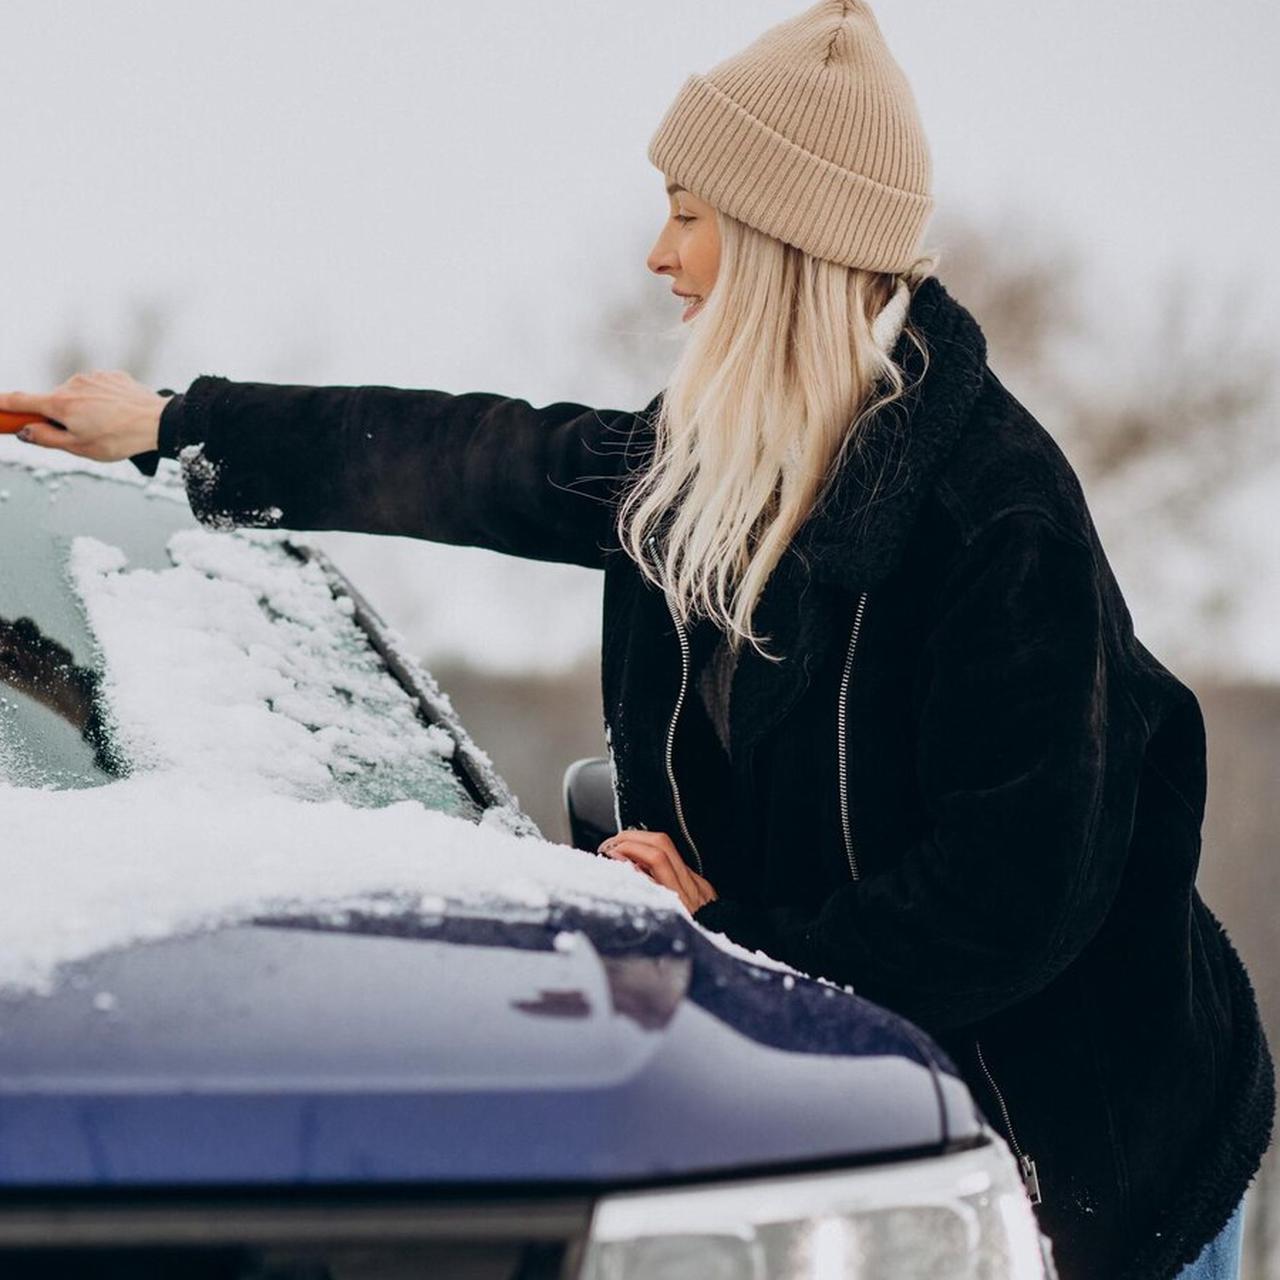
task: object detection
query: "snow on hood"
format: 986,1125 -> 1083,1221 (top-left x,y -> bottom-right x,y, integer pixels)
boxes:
0,770 -> 689,996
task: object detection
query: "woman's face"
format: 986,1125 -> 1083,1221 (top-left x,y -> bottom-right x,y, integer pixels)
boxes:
647,178 -> 721,322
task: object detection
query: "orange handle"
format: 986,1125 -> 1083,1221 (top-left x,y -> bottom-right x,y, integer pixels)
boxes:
0,411 -> 56,434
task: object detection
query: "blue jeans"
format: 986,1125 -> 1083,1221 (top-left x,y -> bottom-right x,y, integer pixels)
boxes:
1172,1193 -> 1247,1280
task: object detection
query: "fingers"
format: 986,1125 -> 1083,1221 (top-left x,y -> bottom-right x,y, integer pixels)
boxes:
0,391 -> 55,417
605,837 -> 700,907
600,827 -> 703,899
14,422 -> 81,453
604,839 -> 678,884
1,370 -> 138,418
600,831 -> 720,913
604,829 -> 677,853
599,829 -> 682,858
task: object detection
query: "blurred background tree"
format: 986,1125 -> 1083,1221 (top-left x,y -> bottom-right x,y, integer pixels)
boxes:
43,297 -> 171,388
932,210 -> 1276,674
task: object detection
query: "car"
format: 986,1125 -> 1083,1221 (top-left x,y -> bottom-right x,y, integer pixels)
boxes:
0,444 -> 1058,1278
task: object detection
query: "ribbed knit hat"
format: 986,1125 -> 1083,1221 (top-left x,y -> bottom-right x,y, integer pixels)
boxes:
647,0 -> 933,274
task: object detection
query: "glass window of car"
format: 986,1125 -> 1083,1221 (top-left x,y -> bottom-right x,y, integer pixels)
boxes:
0,458 -> 485,821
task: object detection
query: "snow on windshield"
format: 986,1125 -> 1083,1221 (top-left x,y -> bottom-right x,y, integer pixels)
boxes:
68,528 -> 470,811
0,432 -> 178,492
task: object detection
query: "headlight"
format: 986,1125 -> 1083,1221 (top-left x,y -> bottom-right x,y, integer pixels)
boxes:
578,1130 -> 1056,1279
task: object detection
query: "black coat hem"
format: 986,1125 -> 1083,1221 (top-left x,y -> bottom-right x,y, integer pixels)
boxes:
1115,906 -> 1275,1280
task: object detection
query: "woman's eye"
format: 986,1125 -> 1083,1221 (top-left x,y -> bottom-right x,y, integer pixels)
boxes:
673,213 -> 694,225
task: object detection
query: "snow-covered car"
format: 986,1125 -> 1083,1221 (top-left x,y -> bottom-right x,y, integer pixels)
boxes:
0,447 -> 1058,1278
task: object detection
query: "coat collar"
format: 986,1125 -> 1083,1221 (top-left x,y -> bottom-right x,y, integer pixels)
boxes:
791,272 -> 989,593
682,274 -> 991,761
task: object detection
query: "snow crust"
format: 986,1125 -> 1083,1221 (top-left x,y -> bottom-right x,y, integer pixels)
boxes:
693,925 -> 820,982
68,528 -> 463,807
0,772 -> 680,995
0,435 -> 186,503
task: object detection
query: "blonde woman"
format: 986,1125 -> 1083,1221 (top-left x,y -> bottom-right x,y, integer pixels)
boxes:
2,3 -> 1270,1277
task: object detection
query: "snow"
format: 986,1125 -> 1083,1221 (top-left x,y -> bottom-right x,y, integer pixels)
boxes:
690,921 -> 813,980
179,442 -> 283,530
0,434 -> 187,503
67,527 -> 463,807
0,771 -> 682,996
364,612 -> 505,783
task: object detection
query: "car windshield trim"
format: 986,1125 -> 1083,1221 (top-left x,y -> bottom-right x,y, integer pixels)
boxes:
285,538 -> 540,836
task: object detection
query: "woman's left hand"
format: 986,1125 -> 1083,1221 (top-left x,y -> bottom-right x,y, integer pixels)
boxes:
599,829 -> 718,914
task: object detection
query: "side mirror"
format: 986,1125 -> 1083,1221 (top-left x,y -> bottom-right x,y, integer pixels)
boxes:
563,756 -> 620,852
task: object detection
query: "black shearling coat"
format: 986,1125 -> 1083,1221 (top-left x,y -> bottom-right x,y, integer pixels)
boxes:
136,275 -> 1273,1280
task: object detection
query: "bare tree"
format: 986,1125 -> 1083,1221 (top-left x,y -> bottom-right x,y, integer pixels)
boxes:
925,206 -> 1089,389
929,207 -> 1276,528
923,207 -> 1278,674
43,295 -> 180,388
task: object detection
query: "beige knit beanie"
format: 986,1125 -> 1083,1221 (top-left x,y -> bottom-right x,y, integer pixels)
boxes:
647,0 -> 933,274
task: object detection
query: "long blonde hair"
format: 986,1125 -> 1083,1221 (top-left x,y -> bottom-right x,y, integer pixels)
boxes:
618,209 -> 937,663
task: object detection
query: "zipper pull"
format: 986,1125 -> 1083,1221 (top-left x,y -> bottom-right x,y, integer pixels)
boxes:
1019,1154 -> 1042,1205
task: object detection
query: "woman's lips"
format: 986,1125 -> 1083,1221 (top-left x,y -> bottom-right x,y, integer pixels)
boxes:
681,296 -> 704,322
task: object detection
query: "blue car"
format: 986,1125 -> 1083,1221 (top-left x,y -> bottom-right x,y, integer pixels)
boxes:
0,450 -> 1057,1277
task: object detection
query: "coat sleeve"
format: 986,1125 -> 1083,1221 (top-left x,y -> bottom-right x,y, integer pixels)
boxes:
146,374 -> 657,570
693,510 -> 1128,1035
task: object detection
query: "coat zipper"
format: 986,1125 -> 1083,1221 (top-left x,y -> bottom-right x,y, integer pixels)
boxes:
834,592 -> 1043,1207
974,1038 -> 1042,1204
647,535 -> 705,877
836,591 -> 869,881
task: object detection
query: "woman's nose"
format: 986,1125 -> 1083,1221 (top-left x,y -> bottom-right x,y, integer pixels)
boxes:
647,236 -> 677,277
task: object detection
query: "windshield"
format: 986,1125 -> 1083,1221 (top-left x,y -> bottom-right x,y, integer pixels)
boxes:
0,459 -> 481,818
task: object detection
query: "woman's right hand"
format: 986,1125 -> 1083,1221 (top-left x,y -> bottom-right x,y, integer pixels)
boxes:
0,370 -> 168,462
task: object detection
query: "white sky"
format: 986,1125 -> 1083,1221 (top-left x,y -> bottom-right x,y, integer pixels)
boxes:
3,0 -> 1276,393
2,1 -> 1276,673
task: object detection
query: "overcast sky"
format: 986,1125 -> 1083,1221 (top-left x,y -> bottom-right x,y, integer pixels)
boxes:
2,1 -> 1276,673
4,1 -> 1276,392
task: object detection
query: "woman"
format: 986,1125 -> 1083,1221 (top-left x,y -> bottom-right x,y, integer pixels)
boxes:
2,3 -> 1271,1276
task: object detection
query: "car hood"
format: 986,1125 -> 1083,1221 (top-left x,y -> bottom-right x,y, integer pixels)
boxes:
0,905 -> 979,1189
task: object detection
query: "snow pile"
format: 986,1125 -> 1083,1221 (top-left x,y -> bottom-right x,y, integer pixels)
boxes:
68,528 -> 464,808
0,771 -> 681,995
